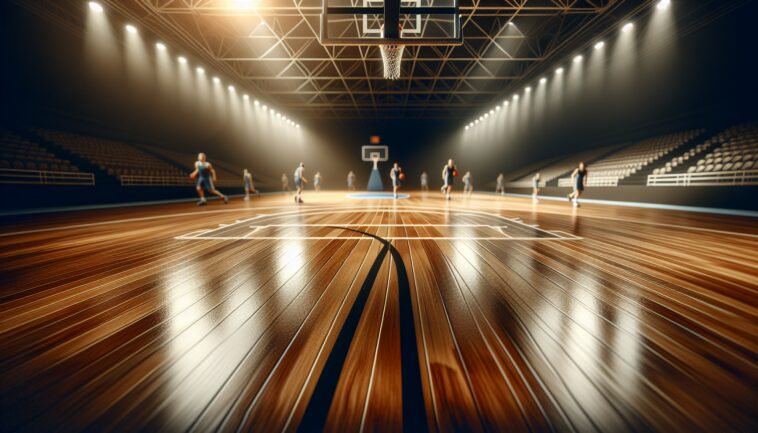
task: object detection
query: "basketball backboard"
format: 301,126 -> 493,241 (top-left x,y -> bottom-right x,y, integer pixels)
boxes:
320,0 -> 462,46
362,145 -> 389,162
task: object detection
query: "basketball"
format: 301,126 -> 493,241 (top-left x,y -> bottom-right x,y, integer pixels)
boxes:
189,172 -> 197,180
453,170 -> 459,177
399,172 -> 406,180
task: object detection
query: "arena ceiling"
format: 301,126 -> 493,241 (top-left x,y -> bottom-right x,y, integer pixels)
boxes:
25,0 -> 655,119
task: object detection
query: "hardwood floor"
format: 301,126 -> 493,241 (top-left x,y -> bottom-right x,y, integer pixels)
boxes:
1,192 -> 756,433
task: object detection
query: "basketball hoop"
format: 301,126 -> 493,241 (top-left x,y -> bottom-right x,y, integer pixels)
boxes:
380,24 -> 404,80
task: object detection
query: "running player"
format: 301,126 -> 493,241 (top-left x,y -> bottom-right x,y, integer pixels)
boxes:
281,173 -> 290,193
568,162 -> 588,207
441,159 -> 456,200
462,171 -> 473,195
495,173 -> 505,195
189,152 -> 228,206
420,171 -> 429,191
390,162 -> 402,199
532,173 -> 541,200
314,171 -> 322,192
243,168 -> 256,200
347,171 -> 356,191
294,162 -> 308,203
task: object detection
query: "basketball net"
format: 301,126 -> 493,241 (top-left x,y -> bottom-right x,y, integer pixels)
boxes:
380,24 -> 404,80
372,155 -> 380,170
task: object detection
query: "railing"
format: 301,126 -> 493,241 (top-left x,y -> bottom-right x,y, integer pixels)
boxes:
558,176 -> 619,187
647,170 -> 758,186
121,175 -> 239,187
0,169 -> 95,185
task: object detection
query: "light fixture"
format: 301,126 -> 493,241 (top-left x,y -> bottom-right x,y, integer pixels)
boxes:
262,104 -> 267,111
573,54 -> 583,63
178,56 -> 187,64
484,113 -> 489,118
243,94 -> 249,100
475,119 -> 479,124
196,67 -> 205,74
525,86 -> 532,93
213,76 -> 220,84
489,109 -> 494,114
556,67 -> 564,74
622,22 -> 634,33
496,105 -> 501,111
296,124 -> 300,128
88,2 -> 103,13
254,99 -> 260,106
657,0 -> 670,11
594,41 -> 605,50
156,42 -> 166,51
539,77 -> 547,84
504,101 -> 509,106
465,125 -> 470,130
513,94 -> 519,100
479,116 -> 484,120
125,24 -> 137,34
228,85 -> 235,91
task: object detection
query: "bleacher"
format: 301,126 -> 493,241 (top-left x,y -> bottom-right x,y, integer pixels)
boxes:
0,131 -> 94,185
143,147 -> 252,187
647,123 -> 758,186
557,129 -> 703,187
507,144 -> 624,188
35,129 -> 187,184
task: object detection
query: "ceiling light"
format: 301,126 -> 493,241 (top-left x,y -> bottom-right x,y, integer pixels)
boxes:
594,41 -> 605,50
573,55 -> 583,63
178,56 -> 187,64
228,85 -> 235,91
243,94 -> 249,100
88,2 -> 103,13
622,22 -> 634,33
657,0 -> 671,10
213,76 -> 220,84
196,67 -> 205,74
156,42 -> 166,51
556,67 -> 564,74
525,86 -> 532,93
125,24 -> 137,34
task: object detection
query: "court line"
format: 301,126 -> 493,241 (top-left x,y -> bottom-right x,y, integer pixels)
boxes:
175,236 -> 580,241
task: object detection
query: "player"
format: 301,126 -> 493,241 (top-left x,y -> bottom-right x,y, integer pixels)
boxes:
441,159 -> 456,200
532,173 -> 541,200
568,162 -> 588,207
243,169 -> 257,200
462,171 -> 473,195
420,171 -> 429,191
281,173 -> 290,193
390,162 -> 403,199
189,152 -> 228,206
294,162 -> 308,203
314,171 -> 322,192
495,173 -> 505,195
347,171 -> 356,191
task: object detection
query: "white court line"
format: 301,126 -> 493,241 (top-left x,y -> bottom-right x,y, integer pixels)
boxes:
174,236 -> 580,241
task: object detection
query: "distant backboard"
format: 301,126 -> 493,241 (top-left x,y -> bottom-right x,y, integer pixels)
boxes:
362,145 -> 389,162
320,0 -> 462,46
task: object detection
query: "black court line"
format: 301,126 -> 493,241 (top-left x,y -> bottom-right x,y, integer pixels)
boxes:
297,227 -> 428,433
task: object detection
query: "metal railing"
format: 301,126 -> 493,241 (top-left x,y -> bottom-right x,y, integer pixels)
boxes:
120,175 -> 239,187
0,169 -> 95,185
647,170 -> 758,186
558,176 -> 619,187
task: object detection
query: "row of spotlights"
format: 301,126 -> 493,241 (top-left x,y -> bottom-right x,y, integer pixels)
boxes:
87,1 -> 301,129
465,0 -> 667,132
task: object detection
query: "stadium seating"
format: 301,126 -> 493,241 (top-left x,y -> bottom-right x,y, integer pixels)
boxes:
142,147 -> 251,187
507,144 -> 625,187
0,130 -> 79,173
687,123 -> 757,174
35,129 -> 185,180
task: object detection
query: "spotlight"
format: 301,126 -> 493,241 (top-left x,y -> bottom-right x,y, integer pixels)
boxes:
465,125 -> 469,130
228,85 -> 235,92
262,104 -> 267,111
556,67 -> 564,74
657,0 -> 670,10
213,76 -> 220,84
496,105 -> 501,111
196,67 -> 205,74
573,55 -> 583,63
178,56 -> 187,64
479,116 -> 484,120
622,22 -> 634,33
254,99 -> 260,106
594,41 -> 605,50
125,24 -> 137,34
88,2 -> 103,13
277,113 -> 282,118
243,94 -> 249,100
504,101 -> 509,106
489,109 -> 494,114
484,113 -> 489,118
539,77 -> 547,84
513,94 -> 519,101
525,86 -> 532,93
156,42 -> 166,51
475,119 -> 479,124
296,124 -> 300,128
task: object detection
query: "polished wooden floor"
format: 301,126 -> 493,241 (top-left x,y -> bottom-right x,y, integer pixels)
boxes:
1,192 -> 756,433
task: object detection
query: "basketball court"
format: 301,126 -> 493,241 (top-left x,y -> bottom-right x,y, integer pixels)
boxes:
2,192 -> 756,433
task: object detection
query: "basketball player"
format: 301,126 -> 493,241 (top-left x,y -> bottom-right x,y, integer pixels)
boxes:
420,171 -> 429,191
243,169 -> 256,200
568,162 -> 588,207
495,173 -> 505,195
441,159 -> 456,200
294,162 -> 308,203
314,171 -> 322,192
347,171 -> 356,191
189,152 -> 228,206
281,173 -> 290,193
532,173 -> 541,200
462,171 -> 473,195
390,162 -> 402,199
